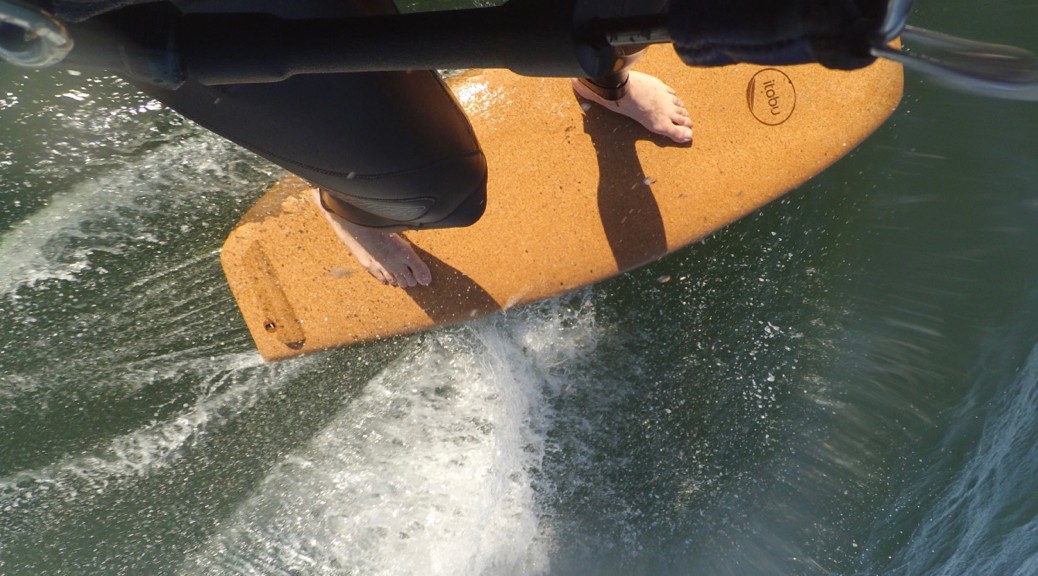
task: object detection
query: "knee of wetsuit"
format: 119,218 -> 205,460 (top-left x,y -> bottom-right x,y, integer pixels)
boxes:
318,148 -> 488,230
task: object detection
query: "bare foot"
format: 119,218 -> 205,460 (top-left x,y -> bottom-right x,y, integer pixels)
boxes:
572,71 -> 693,143
311,189 -> 432,288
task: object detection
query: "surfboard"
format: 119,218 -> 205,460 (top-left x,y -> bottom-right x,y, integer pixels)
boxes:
221,45 -> 903,361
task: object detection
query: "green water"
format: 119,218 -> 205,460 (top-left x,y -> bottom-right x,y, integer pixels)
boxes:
3,2 -> 1038,574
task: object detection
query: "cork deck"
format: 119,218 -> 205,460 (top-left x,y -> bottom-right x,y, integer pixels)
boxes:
221,46 -> 903,360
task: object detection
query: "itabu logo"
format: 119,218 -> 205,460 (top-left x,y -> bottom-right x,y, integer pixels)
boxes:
747,69 -> 796,126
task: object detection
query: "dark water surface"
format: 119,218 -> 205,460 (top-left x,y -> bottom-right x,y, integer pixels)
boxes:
3,2 -> 1038,574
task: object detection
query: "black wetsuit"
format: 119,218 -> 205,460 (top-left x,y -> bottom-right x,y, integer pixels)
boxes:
43,0 -> 886,230
145,2 -> 488,230
46,0 -> 667,230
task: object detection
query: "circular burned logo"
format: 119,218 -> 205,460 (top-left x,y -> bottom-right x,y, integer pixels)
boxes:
747,68 -> 796,126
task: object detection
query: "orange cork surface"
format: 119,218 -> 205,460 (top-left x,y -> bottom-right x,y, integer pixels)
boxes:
221,46 -> 903,360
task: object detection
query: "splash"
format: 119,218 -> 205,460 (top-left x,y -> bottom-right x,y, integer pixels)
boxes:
0,352 -> 285,507
0,133 -> 254,297
867,341 -> 1038,575
181,300 -> 602,576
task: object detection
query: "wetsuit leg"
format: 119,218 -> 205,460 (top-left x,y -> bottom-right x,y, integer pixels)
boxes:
578,0 -> 669,100
131,0 -> 487,230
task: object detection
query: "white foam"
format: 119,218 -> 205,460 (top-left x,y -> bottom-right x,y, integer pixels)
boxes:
882,341 -> 1038,576
0,351 -> 285,507
182,301 -> 603,576
0,131 -> 254,297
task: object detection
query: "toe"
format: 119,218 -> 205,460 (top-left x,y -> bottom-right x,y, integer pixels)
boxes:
669,124 -> 693,143
413,265 -> 432,286
398,275 -> 415,288
403,252 -> 432,286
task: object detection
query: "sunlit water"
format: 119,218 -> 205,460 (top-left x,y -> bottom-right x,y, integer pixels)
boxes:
3,2 -> 1038,574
